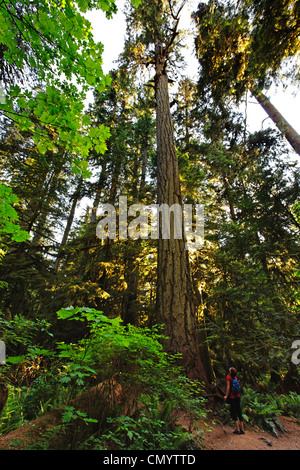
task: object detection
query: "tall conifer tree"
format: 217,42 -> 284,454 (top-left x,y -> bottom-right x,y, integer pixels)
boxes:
121,0 -> 207,380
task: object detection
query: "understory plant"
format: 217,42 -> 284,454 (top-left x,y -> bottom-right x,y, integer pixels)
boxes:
241,387 -> 300,436
54,307 -> 207,449
81,395 -> 204,450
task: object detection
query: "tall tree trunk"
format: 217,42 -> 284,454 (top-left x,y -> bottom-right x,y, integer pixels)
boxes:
139,140 -> 148,193
122,250 -> 140,326
90,160 -> 107,223
154,43 -> 207,382
250,86 -> 300,156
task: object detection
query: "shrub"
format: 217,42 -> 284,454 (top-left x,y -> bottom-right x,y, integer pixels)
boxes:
55,307 -> 207,449
22,375 -> 60,420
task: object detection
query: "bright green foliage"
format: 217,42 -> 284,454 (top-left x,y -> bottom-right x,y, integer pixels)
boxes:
0,0 -> 117,168
61,406 -> 98,425
55,306 -> 181,394
54,307 -> 205,450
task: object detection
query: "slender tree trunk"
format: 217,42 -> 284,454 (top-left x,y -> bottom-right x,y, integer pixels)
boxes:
139,141 -> 148,193
90,160 -> 107,223
250,86 -> 300,155
154,43 -> 207,382
122,252 -> 140,326
54,178 -> 82,273
221,173 -> 236,222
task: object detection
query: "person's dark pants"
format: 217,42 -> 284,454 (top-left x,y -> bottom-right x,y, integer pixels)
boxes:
230,397 -> 243,422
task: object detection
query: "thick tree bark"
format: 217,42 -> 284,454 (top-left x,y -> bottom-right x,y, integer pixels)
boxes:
154,43 -> 207,382
251,86 -> 300,156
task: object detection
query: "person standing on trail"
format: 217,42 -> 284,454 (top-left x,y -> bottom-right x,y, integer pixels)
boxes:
224,367 -> 245,435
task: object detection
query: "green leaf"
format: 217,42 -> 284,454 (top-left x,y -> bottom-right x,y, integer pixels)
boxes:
0,184 -> 29,242
6,355 -> 26,364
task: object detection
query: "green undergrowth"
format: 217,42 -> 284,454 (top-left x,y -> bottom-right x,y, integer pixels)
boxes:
240,387 -> 300,436
0,307 -> 207,450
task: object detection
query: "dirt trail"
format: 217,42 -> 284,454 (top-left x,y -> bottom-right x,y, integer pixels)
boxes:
202,415 -> 300,450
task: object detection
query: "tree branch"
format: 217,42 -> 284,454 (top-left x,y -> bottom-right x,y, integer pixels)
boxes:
164,0 -> 187,56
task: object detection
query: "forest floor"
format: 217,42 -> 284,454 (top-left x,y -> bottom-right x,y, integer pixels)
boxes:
198,414 -> 300,450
